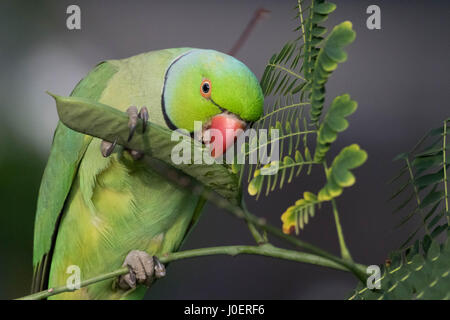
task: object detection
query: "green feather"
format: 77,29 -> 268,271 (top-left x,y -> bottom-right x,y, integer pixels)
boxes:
32,61 -> 118,292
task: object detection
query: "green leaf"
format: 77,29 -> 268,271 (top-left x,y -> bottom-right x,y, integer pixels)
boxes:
314,94 -> 357,162
422,235 -> 432,253
314,2 -> 337,14
414,168 -> 445,187
393,153 -> 409,161
309,21 -> 356,124
419,190 -> 444,209
50,93 -> 241,204
281,191 -> 319,234
318,144 -> 367,201
247,148 -> 309,198
349,237 -> 450,300
412,153 -> 443,170
389,119 -> 449,248
431,224 -> 448,239
248,169 -> 263,197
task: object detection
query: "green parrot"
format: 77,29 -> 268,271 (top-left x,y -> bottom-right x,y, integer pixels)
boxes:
31,48 -> 264,299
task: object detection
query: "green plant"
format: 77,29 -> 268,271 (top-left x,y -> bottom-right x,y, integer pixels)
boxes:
350,233 -> 450,300
349,120 -> 450,299
390,120 -> 449,248
247,0 -> 364,264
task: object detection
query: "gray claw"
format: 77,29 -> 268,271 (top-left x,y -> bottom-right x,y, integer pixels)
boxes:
127,106 -> 139,142
100,138 -> 117,157
120,271 -> 136,289
153,256 -> 166,279
118,250 -> 165,290
127,106 -> 149,142
139,106 -> 149,133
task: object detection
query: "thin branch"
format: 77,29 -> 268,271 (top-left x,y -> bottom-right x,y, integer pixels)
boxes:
275,160 -> 319,171
303,0 -> 315,80
19,268 -> 128,300
443,119 -> 449,224
245,130 -> 316,156
405,158 -> 430,234
297,0 -> 307,45
256,102 -> 310,123
241,199 -> 266,244
322,161 -> 353,261
228,8 -> 270,57
18,243 -> 366,300
331,199 -> 352,261
217,197 -> 366,281
267,63 -> 306,81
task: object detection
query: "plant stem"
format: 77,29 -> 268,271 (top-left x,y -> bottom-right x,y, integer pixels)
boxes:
17,244 -> 366,300
245,130 -> 316,156
235,173 -> 265,245
236,203 -> 366,281
322,162 -> 353,261
297,0 -> 306,45
257,102 -> 310,122
205,188 -> 367,280
443,119 -> 449,224
241,199 -> 266,244
331,199 -> 352,261
405,158 -> 430,234
228,8 -> 270,57
18,268 -> 129,300
267,64 -> 306,81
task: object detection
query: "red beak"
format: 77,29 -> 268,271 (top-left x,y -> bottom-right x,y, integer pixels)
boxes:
206,113 -> 246,158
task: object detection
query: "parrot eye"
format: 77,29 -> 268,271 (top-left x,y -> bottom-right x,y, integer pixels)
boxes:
200,79 -> 211,98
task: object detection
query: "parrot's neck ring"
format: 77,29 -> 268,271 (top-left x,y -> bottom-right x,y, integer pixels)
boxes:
161,50 -> 194,131
209,98 -> 226,113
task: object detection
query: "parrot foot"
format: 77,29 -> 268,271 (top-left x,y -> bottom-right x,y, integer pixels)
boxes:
100,106 -> 148,159
117,250 -> 166,290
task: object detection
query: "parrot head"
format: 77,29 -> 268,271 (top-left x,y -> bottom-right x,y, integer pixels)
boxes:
162,49 -> 264,157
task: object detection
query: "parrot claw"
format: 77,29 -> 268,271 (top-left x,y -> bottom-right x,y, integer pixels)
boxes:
124,106 -> 148,160
117,250 -> 165,290
139,106 -> 149,133
127,106 -> 149,142
100,138 -> 118,157
127,106 -> 139,142
153,256 -> 166,278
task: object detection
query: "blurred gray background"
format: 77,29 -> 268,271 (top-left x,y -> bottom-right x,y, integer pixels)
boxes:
0,0 -> 448,299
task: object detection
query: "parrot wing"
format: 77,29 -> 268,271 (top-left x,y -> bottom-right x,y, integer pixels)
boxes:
31,61 -> 119,293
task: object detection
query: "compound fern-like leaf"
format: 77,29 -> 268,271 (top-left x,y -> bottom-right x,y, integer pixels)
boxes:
309,21 -> 356,125
318,144 -> 367,201
314,94 -> 358,162
389,119 -> 449,249
349,232 -> 450,300
281,191 -> 319,234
